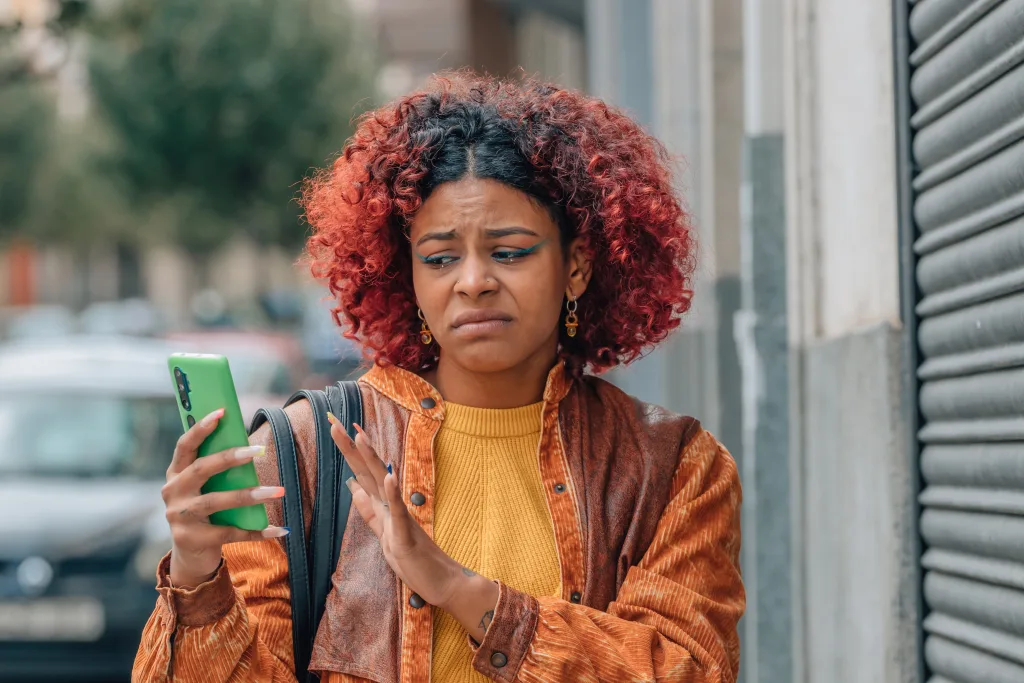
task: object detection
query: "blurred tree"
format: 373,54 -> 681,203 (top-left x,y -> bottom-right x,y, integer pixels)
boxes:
0,80 -> 50,238
24,120 -> 137,247
87,0 -> 377,253
0,0 -> 88,241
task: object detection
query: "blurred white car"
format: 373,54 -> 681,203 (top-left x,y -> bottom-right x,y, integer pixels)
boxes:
79,298 -> 163,337
0,336 -> 180,679
4,305 -> 77,341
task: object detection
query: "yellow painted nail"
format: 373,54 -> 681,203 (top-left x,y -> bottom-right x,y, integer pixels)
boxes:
235,445 -> 265,460
326,411 -> 339,426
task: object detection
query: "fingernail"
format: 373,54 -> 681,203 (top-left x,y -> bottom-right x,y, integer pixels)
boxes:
251,486 -> 285,500
353,423 -> 366,437
327,411 -> 339,426
386,462 -> 393,475
235,445 -> 265,460
200,408 -> 225,427
263,527 -> 290,538
345,476 -> 355,491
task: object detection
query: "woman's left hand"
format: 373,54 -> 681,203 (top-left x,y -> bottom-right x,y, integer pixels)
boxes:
328,412 -> 499,640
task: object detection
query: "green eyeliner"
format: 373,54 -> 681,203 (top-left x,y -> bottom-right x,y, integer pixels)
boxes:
415,238 -> 549,266
512,238 -> 549,256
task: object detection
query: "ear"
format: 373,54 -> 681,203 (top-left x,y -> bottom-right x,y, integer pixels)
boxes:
564,237 -> 593,299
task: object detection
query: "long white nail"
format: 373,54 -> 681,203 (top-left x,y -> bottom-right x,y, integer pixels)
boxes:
235,445 -> 265,460
262,527 -> 290,538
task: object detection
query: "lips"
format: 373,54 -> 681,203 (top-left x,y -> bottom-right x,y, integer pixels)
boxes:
451,309 -> 513,329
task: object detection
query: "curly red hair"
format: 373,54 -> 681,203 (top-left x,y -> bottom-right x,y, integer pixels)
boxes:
303,72 -> 695,374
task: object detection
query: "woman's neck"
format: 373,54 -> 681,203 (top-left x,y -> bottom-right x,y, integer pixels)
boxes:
429,352 -> 556,409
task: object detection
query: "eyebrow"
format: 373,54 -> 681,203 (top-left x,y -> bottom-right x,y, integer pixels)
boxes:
414,230 -> 457,247
486,227 -> 539,239
414,226 -> 540,247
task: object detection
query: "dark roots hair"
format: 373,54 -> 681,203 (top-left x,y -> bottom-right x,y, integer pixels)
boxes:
303,71 -> 696,374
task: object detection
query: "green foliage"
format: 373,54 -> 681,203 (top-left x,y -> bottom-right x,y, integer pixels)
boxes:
0,80 -> 51,238
22,119 -> 138,247
0,0 -> 89,239
87,0 -> 377,252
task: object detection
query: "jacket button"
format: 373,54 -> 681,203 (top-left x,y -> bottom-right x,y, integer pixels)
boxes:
554,483 -> 566,493
409,593 -> 425,608
570,591 -> 582,603
490,651 -> 508,668
420,397 -> 436,409
410,491 -> 427,506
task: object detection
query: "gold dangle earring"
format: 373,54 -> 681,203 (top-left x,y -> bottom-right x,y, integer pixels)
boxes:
418,309 -> 433,345
564,296 -> 579,338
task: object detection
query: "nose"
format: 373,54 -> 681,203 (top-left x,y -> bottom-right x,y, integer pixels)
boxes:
453,253 -> 498,299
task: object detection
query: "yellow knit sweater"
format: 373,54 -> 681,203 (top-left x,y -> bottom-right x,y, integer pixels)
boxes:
431,401 -> 561,683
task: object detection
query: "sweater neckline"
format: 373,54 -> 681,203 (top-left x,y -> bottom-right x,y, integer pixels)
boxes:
441,401 -> 544,438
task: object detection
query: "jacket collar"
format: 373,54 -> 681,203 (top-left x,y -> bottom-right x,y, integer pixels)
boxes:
361,360 -> 573,418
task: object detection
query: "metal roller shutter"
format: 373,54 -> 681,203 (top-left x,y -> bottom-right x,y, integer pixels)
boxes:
909,0 -> 1024,680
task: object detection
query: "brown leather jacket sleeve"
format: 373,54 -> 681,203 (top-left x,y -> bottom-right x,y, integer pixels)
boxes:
470,429 -> 744,683
133,401 -> 326,683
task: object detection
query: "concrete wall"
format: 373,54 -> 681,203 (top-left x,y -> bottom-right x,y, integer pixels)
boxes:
801,324 -> 919,683
783,1 -> 920,682
371,0 -> 472,98
785,0 -> 902,344
514,10 -> 585,90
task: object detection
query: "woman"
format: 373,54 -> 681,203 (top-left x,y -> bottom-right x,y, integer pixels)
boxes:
135,73 -> 744,683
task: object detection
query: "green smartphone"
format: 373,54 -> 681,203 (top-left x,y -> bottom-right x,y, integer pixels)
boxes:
168,353 -> 269,531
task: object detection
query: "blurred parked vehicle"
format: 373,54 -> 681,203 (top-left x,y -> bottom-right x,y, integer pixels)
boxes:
80,298 -> 163,337
164,329 -> 309,421
3,305 -> 77,341
0,337 -> 180,680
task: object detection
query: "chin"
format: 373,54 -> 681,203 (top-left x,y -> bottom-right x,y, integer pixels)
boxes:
445,340 -> 530,374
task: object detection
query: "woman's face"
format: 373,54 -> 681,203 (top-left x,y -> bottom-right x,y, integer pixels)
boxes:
409,177 -> 589,375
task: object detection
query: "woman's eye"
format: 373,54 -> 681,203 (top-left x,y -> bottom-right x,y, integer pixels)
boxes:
492,248 -> 532,264
422,254 -> 458,268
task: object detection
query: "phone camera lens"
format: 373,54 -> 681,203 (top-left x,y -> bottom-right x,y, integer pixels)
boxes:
174,367 -> 192,410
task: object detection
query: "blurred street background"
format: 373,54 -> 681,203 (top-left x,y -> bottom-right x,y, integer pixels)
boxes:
1,0 -> 1022,682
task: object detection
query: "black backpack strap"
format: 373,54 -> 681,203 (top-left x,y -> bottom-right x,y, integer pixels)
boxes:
324,381 -> 361,581
253,381 -> 363,681
248,407 -> 312,680
285,388 -> 339,655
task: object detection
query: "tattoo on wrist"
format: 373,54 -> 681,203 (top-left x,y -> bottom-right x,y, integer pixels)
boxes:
479,609 -> 494,633
461,567 -> 476,577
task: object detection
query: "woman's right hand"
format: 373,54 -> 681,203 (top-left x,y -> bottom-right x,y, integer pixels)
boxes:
162,408 -> 289,588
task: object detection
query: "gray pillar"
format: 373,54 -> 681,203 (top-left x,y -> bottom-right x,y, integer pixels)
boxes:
736,0 -> 792,681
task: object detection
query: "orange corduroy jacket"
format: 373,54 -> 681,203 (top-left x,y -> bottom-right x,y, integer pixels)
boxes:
133,362 -> 745,683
